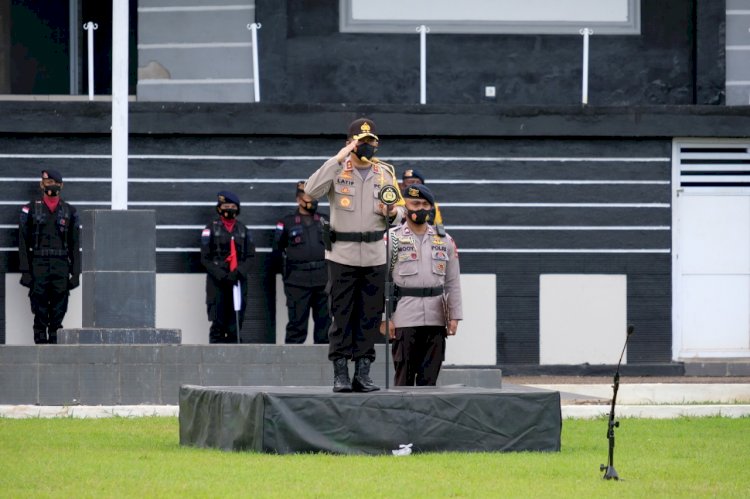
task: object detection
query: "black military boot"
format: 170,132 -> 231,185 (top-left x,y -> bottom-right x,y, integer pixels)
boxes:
352,358 -> 380,392
47,329 -> 58,345
332,358 -> 352,393
33,328 -> 47,345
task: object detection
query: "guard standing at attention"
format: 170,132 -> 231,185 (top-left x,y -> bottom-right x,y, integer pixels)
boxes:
271,182 -> 330,344
305,118 -> 403,392
382,184 -> 462,386
200,191 -> 255,343
18,169 -> 80,344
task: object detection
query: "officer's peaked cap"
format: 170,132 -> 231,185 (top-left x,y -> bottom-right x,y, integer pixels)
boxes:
403,183 -> 435,205
41,169 -> 63,183
217,190 -> 241,208
348,118 -> 378,141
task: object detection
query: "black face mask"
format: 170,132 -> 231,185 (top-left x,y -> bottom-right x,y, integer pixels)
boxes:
221,208 -> 238,219
300,200 -> 318,213
407,209 -> 431,225
44,184 -> 61,197
355,142 -> 377,162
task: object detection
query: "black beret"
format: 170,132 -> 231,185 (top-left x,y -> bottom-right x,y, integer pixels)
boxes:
348,118 -> 378,141
402,168 -> 425,184
217,190 -> 240,207
403,183 -> 435,205
42,169 -> 63,183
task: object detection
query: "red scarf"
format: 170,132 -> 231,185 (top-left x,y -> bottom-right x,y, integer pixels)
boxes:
43,195 -> 60,213
222,218 -> 238,271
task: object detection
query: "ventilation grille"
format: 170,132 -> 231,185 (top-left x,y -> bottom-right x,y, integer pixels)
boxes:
679,144 -> 750,187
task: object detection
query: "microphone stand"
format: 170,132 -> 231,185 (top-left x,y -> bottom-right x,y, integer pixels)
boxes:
376,183 -> 399,390
383,212 -> 393,390
600,325 -> 634,480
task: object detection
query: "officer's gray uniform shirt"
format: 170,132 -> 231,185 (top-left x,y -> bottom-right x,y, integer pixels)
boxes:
390,224 -> 463,327
305,156 -> 402,267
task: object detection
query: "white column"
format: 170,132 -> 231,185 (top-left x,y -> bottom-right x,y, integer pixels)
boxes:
111,0 -> 129,210
247,23 -> 262,102
83,22 -> 98,101
417,25 -> 429,105
579,28 -> 593,105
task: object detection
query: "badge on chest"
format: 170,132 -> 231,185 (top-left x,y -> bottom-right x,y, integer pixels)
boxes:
397,236 -> 418,261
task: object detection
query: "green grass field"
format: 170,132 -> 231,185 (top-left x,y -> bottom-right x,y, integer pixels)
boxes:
1,416 -> 748,498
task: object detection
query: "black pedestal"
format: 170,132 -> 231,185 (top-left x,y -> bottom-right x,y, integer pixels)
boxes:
62,210 -> 181,344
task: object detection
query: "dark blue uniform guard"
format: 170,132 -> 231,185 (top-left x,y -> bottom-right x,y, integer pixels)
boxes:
271,182 -> 330,344
200,190 -> 255,343
18,169 -> 81,344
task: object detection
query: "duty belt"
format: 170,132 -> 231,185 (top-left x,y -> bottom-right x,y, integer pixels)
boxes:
330,230 -> 383,243
396,285 -> 444,297
33,249 -> 68,258
287,260 -> 326,271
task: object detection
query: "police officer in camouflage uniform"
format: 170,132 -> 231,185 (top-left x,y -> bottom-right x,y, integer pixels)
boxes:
382,184 -> 462,386
305,118 -> 403,392
271,182 -> 330,344
200,191 -> 255,343
18,169 -> 81,344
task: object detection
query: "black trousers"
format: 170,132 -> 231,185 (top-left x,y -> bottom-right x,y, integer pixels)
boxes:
207,281 -> 247,344
29,257 -> 70,344
284,283 -> 330,344
391,326 -> 446,386
327,261 -> 385,362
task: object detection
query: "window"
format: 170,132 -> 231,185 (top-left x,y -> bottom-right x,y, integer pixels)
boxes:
340,0 -> 640,35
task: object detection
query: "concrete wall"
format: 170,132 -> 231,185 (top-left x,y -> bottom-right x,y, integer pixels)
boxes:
6,103 -> 750,364
257,0 -> 725,105
8,272 -> 497,366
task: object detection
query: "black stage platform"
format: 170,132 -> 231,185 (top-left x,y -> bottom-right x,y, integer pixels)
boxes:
179,385 -> 561,455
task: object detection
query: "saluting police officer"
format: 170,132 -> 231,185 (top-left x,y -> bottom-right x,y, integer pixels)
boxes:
18,169 -> 80,344
305,118 -> 403,392
200,191 -> 255,344
271,182 -> 330,344
382,184 -> 462,386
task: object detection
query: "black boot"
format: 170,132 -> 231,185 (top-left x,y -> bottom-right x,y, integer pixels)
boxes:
33,328 -> 47,345
352,358 -> 380,392
332,358 -> 352,393
48,329 -> 58,345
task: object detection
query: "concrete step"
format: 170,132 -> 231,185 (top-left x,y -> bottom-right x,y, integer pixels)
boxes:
0,345 -> 501,405
683,359 -> 750,377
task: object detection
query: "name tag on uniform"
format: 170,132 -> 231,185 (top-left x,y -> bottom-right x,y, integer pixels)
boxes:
398,242 -> 417,261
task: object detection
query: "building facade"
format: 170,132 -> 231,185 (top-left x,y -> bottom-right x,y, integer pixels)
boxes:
0,0 -> 748,367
